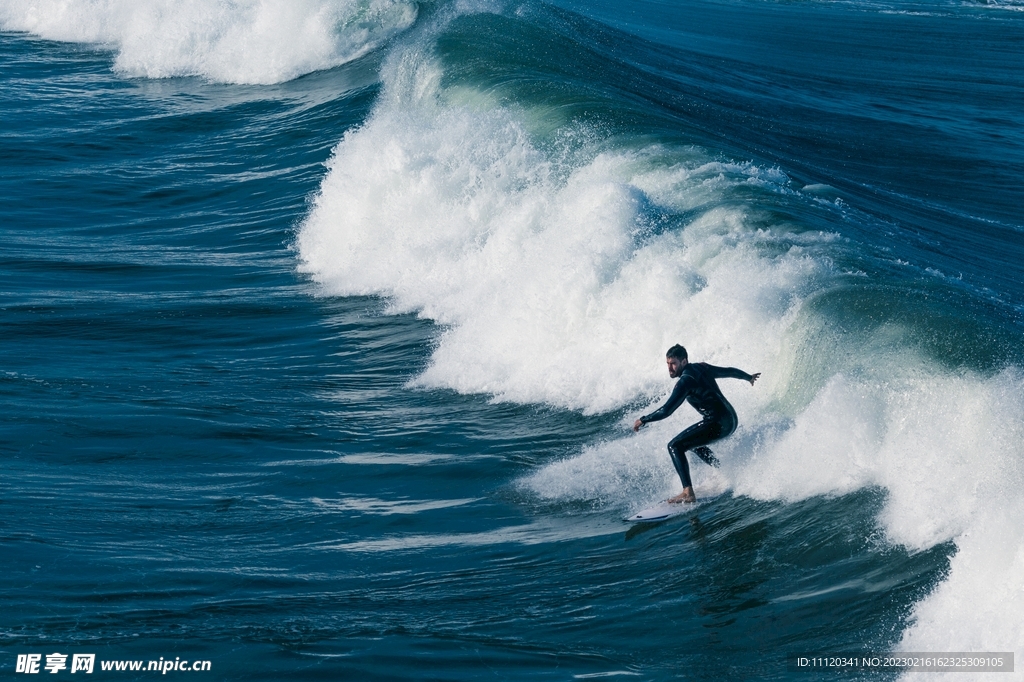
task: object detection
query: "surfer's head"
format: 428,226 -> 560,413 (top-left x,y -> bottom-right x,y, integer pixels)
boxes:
666,344 -> 688,378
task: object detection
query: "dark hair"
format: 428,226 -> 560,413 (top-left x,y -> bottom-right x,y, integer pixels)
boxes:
666,344 -> 688,361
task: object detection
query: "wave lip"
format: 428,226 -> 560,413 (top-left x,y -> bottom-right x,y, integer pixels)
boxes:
0,0 -> 418,84
297,37 -> 820,414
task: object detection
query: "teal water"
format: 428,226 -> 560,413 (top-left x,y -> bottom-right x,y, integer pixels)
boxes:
3,0 -> 1023,679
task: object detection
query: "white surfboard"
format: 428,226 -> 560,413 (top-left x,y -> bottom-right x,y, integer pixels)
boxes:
625,478 -> 728,523
625,500 -> 698,523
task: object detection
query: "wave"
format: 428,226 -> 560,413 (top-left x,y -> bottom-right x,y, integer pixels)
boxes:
298,13 -> 826,414
525,368 -> 1024,670
0,0 -> 417,84
297,3 -> 1024,668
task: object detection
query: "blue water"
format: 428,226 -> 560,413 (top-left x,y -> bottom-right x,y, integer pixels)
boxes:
3,0 -> 1023,679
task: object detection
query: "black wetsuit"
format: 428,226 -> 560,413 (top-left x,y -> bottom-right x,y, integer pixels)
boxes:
639,362 -> 753,489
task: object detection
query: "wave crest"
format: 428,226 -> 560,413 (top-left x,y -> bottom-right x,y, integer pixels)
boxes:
0,0 -> 417,84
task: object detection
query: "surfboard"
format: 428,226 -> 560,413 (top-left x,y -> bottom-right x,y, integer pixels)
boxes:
625,500 -> 698,523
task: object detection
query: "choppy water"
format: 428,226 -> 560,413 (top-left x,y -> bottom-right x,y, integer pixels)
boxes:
3,0 -> 1023,679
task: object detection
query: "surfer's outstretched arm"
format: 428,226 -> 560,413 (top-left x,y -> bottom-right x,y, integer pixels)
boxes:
705,364 -> 760,386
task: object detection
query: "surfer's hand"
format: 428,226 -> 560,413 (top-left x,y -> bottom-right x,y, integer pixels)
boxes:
749,372 -> 761,386
632,419 -> 644,432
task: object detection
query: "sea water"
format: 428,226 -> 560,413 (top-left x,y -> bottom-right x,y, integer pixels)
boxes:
2,0 -> 1023,679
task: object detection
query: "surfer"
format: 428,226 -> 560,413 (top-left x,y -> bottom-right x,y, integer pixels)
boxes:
633,345 -> 759,504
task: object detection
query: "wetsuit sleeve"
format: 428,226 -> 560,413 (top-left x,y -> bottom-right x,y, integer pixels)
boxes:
703,364 -> 753,382
640,378 -> 689,424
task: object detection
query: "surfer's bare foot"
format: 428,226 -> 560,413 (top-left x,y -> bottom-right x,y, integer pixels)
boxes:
667,488 -> 696,504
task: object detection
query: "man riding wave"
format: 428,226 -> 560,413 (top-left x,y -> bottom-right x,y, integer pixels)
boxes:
633,344 -> 760,503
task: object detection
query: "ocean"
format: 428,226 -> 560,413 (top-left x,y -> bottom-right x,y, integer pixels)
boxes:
2,0 -> 1023,679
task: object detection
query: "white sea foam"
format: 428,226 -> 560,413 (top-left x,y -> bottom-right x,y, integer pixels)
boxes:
729,367 -> 1024,670
0,0 -> 417,84
298,44 -> 821,414
528,366 -> 1024,670
523,427 -> 732,513
296,23 -> 1024,673
527,362 -> 1024,668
